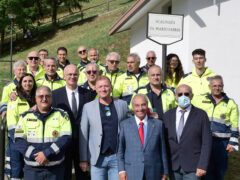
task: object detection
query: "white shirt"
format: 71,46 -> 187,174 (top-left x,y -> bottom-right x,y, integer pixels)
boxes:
176,105 -> 192,132
66,86 -> 79,110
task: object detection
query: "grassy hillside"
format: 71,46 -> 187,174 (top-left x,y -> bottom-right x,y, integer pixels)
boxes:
0,6 -> 131,94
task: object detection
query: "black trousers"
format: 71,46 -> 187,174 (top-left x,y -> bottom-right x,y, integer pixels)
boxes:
64,138 -> 90,180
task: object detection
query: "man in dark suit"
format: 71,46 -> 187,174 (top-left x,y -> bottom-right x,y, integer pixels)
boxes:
163,84 -> 212,180
52,64 -> 93,180
118,94 -> 168,180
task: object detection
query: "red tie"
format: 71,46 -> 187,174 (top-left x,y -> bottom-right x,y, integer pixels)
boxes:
139,121 -> 144,146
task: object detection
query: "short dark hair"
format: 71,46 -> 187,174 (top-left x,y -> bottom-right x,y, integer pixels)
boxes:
192,49 -> 206,57
57,47 -> 67,54
38,49 -> 48,53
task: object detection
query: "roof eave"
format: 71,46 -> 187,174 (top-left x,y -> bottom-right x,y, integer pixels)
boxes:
109,0 -> 150,35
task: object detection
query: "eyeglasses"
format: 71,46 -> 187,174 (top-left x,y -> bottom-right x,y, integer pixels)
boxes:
105,106 -> 111,117
37,94 -> 51,99
28,57 -> 39,61
108,60 -> 120,64
86,70 -> 97,75
177,92 -> 190,97
147,57 -> 156,60
78,50 -> 87,54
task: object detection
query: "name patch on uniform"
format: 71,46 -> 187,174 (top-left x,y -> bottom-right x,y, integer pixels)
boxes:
15,130 -> 24,133
125,77 -> 132,80
27,118 -> 37,122
52,130 -> 59,137
18,103 -> 27,106
202,100 -> 211,103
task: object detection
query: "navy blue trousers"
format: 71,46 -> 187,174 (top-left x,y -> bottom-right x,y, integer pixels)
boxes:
203,137 -> 229,180
5,137 -> 24,179
23,165 -> 64,180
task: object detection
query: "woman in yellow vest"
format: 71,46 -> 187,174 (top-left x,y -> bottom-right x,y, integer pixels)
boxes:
165,54 -> 184,89
6,73 -> 37,179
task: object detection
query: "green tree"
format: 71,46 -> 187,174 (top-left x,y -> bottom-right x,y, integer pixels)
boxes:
44,0 -> 83,28
8,0 -> 38,30
0,0 -> 8,55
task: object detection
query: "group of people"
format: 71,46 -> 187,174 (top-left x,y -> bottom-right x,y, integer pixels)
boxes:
0,46 -> 239,180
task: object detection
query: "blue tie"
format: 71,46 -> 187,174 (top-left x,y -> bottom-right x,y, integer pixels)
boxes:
177,110 -> 186,142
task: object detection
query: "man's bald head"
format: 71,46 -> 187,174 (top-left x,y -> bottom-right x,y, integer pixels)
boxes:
64,64 -> 78,75
64,64 -> 79,89
27,51 -> 38,58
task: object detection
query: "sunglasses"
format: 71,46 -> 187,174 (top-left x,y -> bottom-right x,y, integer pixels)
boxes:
28,57 -> 39,60
105,106 -> 111,117
147,57 -> 156,60
78,50 -> 87,54
37,94 -> 51,99
178,92 -> 190,97
86,70 -> 97,75
108,60 -> 120,64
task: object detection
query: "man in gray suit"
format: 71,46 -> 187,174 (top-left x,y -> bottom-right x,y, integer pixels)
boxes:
118,94 -> 168,180
79,76 -> 128,180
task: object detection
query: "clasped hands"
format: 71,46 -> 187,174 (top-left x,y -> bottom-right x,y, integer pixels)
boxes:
34,152 -> 49,165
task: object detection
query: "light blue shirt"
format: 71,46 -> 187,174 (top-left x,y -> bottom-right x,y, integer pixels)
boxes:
135,115 -> 148,146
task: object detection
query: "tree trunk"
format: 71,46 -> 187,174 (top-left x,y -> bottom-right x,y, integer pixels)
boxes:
52,0 -> 58,29
0,29 -> 5,56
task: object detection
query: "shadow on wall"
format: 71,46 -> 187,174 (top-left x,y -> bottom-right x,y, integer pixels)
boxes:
188,0 -> 230,28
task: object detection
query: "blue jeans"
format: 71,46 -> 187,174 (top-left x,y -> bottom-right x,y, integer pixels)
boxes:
171,168 -> 198,180
91,154 -> 118,180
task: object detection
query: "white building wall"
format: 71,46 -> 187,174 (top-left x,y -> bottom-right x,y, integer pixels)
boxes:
130,0 -> 240,106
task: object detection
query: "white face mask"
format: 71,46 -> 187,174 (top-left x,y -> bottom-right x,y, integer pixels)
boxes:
178,95 -> 191,108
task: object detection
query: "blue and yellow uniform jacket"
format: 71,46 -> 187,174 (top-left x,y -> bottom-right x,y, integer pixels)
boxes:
15,108 -> 72,167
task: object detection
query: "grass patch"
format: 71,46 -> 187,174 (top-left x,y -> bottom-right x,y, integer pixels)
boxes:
0,6 -> 131,95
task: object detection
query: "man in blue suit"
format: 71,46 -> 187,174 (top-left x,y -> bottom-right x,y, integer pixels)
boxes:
118,94 -> 168,180
163,84 -> 212,180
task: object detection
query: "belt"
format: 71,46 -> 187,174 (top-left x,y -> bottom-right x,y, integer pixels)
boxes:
101,150 -> 115,156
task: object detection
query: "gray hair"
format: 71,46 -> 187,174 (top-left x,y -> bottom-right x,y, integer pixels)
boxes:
106,52 -> 120,61
209,75 -> 224,85
176,84 -> 193,95
43,56 -> 58,65
132,94 -> 148,106
85,62 -> 99,72
13,60 -> 27,71
128,53 -> 141,62
148,65 -> 162,75
88,48 -> 99,55
146,50 -> 156,57
36,86 -> 52,96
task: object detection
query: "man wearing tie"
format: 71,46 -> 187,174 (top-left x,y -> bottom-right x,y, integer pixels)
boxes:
163,84 -> 212,180
52,64 -> 94,180
118,94 -> 168,180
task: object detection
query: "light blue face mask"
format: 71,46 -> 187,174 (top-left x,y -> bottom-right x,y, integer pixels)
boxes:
178,95 -> 191,108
